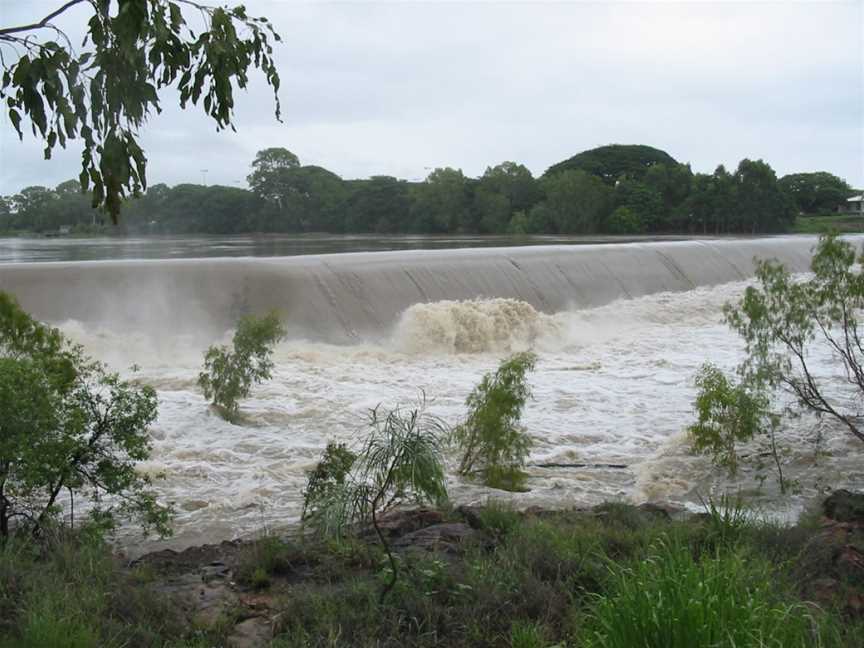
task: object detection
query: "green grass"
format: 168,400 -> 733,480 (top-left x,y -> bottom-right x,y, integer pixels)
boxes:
0,530 -> 187,648
581,539 -> 838,648
792,214 -> 864,234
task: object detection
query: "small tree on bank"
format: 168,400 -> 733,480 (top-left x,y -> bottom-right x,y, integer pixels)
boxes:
198,311 -> 286,422
302,400 -> 448,602
0,292 -> 171,539
454,351 -> 537,491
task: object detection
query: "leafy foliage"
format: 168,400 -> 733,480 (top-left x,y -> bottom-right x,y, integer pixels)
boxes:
0,291 -> 170,538
725,234 -> 864,446
198,311 -> 285,421
0,0 -> 281,220
545,144 -> 678,184
307,400 -> 449,601
688,363 -> 770,474
689,364 -> 789,491
779,172 -> 855,215
454,351 -> 536,491
301,442 -> 357,525
246,147 -> 301,203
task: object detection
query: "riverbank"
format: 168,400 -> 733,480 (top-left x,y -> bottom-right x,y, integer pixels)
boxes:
2,491 -> 862,647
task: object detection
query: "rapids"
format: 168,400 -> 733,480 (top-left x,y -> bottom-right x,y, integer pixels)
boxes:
1,236 -> 861,553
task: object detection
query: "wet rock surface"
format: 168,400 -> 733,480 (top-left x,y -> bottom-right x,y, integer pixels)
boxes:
803,490 -> 864,619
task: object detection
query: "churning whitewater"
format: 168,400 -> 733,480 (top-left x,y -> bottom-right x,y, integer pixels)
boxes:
2,237 -> 861,552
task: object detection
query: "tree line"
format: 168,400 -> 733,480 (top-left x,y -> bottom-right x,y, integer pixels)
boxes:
0,144 -> 857,237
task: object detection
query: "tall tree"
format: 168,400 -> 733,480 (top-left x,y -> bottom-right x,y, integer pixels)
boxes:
539,169 -> 611,234
732,159 -> 795,233
0,0 -> 282,221
474,162 -> 540,233
409,167 -> 471,233
778,172 -> 855,214
545,144 -> 677,185
246,147 -> 302,202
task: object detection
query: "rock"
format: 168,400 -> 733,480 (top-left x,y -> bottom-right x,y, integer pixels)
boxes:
200,561 -> 231,583
837,545 -> 864,580
367,508 -> 444,538
392,522 -> 479,553
227,616 -> 272,648
823,490 -> 864,524
808,577 -> 841,604
456,505 -> 484,529
636,503 -> 674,520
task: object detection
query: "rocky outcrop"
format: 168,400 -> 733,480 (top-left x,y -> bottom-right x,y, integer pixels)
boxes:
823,489 -> 864,524
804,490 -> 864,618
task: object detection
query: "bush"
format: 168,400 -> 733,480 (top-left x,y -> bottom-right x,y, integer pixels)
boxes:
0,291 -> 170,538
301,442 -> 357,527
198,311 -> 285,421
454,352 -> 536,491
309,400 -> 449,601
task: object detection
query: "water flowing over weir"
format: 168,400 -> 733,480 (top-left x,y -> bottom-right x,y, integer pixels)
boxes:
0,237 -> 818,341
3,235 -> 862,552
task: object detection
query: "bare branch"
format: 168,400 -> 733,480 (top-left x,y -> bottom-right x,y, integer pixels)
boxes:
0,0 -> 91,37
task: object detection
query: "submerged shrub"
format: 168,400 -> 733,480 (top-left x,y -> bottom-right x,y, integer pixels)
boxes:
688,363 -> 789,492
198,311 -> 286,421
454,351 -> 537,491
582,539 -> 835,648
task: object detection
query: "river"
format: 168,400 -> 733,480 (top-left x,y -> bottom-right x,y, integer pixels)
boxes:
1,234 -> 860,553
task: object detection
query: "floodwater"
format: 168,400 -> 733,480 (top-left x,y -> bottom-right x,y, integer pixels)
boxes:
0,232 -> 715,263
0,234 -> 860,554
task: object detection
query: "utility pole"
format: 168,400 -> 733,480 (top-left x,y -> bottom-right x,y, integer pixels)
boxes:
201,169 -> 209,186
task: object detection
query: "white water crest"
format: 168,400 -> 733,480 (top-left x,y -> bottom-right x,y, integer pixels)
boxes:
2,237 -> 862,553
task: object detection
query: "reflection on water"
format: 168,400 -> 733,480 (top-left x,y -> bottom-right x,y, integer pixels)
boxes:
0,233 -> 720,263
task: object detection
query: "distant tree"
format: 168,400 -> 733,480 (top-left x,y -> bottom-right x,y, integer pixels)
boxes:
0,291 -> 171,538
1,1 -> 282,221
344,176 -> 412,233
247,148 -> 302,202
410,167 -> 471,233
605,206 -> 645,235
198,311 -> 286,422
474,162 -> 540,233
732,159 -> 795,233
778,172 -> 855,214
540,169 -> 612,234
685,165 -> 736,234
611,179 -> 664,231
643,162 -> 693,226
454,352 -> 537,491
545,144 -> 677,185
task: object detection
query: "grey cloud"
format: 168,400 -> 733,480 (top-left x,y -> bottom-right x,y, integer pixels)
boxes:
0,0 -> 861,194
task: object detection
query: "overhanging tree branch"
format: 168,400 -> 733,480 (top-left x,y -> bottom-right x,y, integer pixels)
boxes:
0,0 -> 91,37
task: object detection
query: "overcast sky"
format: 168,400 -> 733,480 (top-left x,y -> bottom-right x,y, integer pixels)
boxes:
0,0 -> 862,194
